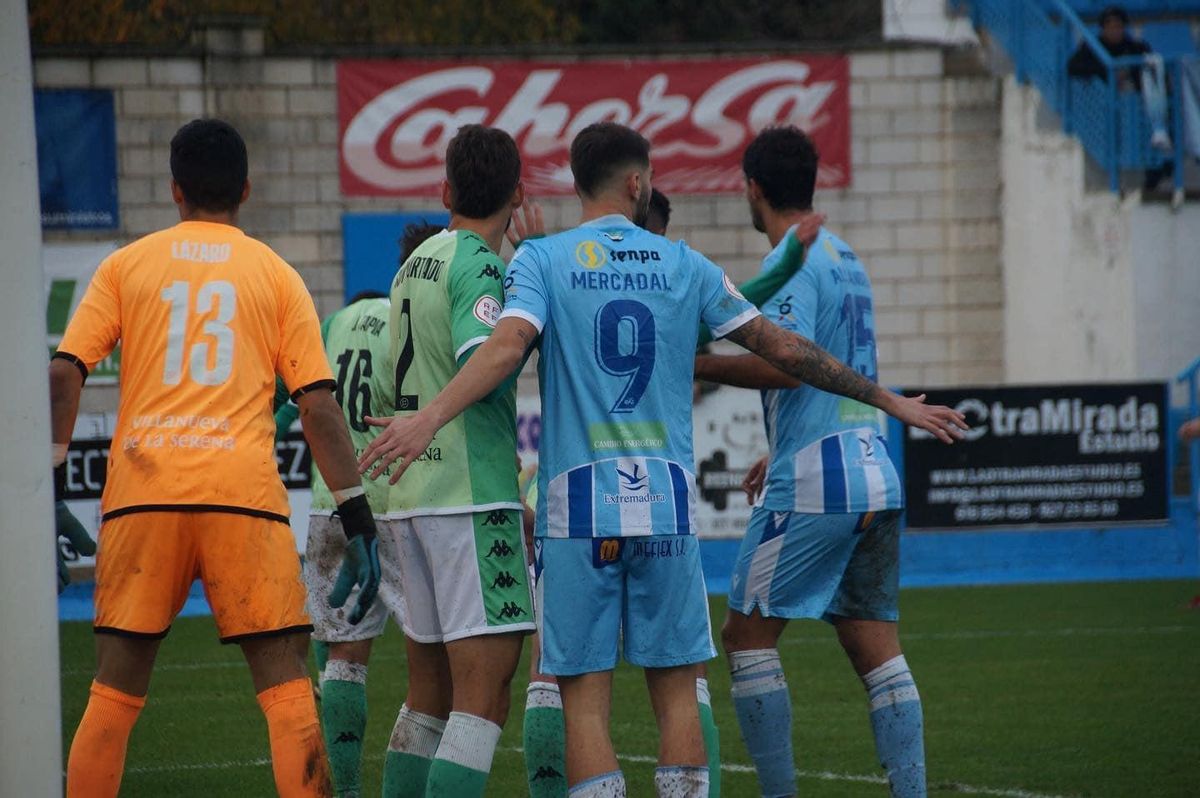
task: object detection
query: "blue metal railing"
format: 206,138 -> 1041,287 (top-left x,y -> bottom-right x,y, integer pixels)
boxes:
954,0 -> 1190,193
1176,355 -> 1200,509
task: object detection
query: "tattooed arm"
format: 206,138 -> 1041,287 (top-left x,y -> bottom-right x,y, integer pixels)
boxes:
723,316 -> 967,443
358,316 -> 535,482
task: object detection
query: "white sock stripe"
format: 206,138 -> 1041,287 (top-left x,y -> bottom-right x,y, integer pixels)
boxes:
654,765 -> 710,796
862,655 -> 909,689
568,770 -> 627,797
869,684 -> 921,712
695,678 -> 711,706
387,705 -> 446,757
730,672 -> 788,698
728,648 -> 782,677
433,711 -> 502,773
527,681 -> 563,710
868,673 -> 915,697
322,660 -> 367,685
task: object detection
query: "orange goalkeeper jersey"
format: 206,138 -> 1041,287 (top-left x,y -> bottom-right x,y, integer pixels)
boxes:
56,220 -> 333,522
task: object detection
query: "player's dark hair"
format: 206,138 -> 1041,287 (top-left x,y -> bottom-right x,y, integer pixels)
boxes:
1099,5 -> 1130,26
398,221 -> 444,264
742,126 -> 819,212
347,290 -> 388,304
169,119 -> 248,213
445,125 -> 521,219
648,189 -> 671,227
570,123 -> 651,198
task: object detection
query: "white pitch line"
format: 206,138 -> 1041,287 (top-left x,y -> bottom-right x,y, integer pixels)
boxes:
124,746 -> 1071,798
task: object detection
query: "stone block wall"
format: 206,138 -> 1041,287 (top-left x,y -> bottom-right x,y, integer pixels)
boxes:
35,42 -> 1003,395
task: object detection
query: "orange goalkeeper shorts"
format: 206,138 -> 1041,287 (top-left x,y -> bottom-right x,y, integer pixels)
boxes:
93,511 -> 311,643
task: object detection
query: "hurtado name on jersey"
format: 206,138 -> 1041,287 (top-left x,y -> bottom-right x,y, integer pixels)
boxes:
396,254 -> 445,283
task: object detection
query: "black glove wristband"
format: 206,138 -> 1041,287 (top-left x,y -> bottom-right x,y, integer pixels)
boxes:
53,462 -> 67,502
335,493 -> 377,540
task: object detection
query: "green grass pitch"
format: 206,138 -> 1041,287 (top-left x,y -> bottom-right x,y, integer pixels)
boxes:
60,580 -> 1200,796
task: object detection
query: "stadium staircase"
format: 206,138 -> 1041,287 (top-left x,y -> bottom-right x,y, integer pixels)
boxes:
952,0 -> 1199,197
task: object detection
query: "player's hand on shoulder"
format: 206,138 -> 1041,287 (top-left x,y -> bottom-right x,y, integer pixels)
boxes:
358,412 -> 438,484
891,393 -> 969,444
793,211 -> 826,247
742,456 -> 768,505
506,199 -> 546,249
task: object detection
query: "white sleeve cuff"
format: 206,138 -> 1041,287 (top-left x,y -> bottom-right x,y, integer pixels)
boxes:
498,307 -> 545,334
709,307 -> 761,340
455,336 -> 490,360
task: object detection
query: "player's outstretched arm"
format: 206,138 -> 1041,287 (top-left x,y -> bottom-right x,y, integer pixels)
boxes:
358,316 -> 535,484
724,316 -> 969,444
297,388 -> 381,624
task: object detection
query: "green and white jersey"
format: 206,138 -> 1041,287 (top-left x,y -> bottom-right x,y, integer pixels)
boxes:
386,228 -> 520,518
311,297 -> 394,514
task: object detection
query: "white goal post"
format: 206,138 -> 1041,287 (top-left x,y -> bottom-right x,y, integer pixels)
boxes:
0,0 -> 64,793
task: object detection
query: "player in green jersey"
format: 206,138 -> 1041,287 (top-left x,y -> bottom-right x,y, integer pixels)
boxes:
299,292 -> 401,798
371,124 -> 532,798
272,224 -> 444,797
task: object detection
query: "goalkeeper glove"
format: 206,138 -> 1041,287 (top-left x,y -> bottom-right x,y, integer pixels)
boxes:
55,501 -> 96,594
327,493 -> 381,625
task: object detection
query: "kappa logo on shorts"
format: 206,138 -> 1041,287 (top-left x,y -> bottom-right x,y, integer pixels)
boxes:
482,510 -> 513,526
497,601 -> 528,619
485,538 -> 516,558
592,538 -> 624,568
490,570 -> 521,590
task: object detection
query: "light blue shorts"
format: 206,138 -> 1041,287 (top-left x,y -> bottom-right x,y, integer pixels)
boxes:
535,536 -> 716,676
728,508 -> 902,623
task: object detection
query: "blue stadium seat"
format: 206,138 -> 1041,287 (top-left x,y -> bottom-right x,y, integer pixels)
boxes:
1138,21 -> 1197,56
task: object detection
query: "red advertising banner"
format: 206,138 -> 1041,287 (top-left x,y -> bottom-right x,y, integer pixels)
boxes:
338,57 -> 850,197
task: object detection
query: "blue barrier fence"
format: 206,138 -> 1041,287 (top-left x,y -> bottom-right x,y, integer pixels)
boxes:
1177,354 -> 1200,508
955,0 -> 1192,192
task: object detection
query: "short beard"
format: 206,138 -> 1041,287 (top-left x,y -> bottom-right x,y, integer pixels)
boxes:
631,184 -> 652,228
750,203 -> 765,233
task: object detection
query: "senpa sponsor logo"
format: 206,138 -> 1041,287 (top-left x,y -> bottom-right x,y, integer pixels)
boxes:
473,295 -> 502,328
910,395 -> 1161,454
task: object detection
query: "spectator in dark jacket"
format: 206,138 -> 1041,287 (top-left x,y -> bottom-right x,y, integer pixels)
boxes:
1068,5 -> 1172,189
1068,5 -> 1151,87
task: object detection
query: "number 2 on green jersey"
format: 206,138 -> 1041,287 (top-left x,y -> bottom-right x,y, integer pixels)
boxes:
394,297 -> 419,411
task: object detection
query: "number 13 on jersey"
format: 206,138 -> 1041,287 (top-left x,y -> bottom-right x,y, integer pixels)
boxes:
160,280 -> 236,386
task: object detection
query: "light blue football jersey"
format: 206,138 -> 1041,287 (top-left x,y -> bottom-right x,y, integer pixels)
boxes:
757,227 -> 904,514
502,214 -> 759,539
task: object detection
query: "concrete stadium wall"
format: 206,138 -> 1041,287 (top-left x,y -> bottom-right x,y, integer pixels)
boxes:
35,40 -> 1004,411
1001,77 -> 1200,385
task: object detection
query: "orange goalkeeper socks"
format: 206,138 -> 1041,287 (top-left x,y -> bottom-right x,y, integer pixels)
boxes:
257,677 -> 333,797
66,680 -> 145,798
